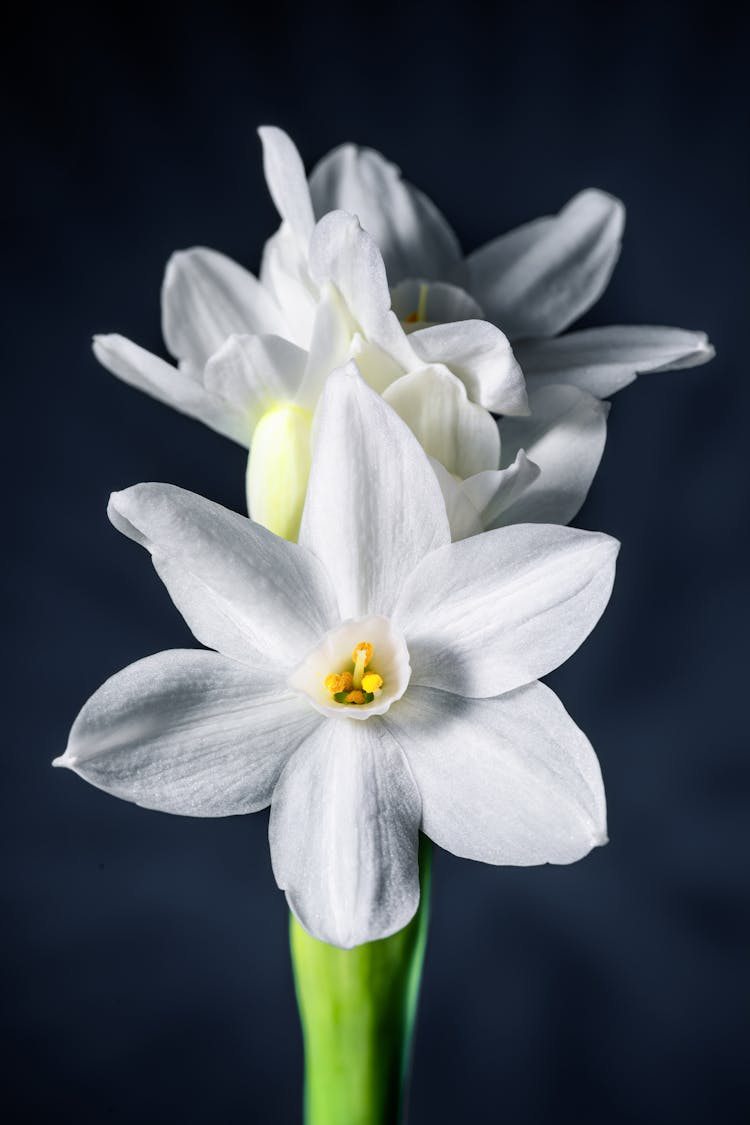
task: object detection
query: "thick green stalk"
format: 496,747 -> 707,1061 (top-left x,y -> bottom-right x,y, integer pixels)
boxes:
290,836 -> 432,1125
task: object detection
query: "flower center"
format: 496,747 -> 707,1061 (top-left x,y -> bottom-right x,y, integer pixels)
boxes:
324,641 -> 385,706
289,615 -> 410,721
403,282 -> 429,325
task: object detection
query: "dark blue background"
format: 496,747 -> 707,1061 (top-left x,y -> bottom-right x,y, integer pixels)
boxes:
6,2 -> 749,1122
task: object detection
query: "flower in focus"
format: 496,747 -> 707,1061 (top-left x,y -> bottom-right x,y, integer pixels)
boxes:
55,368 -> 618,948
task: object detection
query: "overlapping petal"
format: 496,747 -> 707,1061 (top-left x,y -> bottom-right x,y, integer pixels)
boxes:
259,226 -> 318,348
54,650 -> 319,816
516,325 -> 715,398
108,483 -> 339,667
494,384 -> 609,526
393,523 -> 618,697
468,189 -> 625,340
299,366 -> 450,619
408,319 -> 528,415
202,333 -> 308,430
93,334 -> 250,445
259,125 -> 315,247
307,211 -> 414,368
162,246 -> 287,369
269,715 -> 421,948
385,682 -> 606,865
294,284 -> 360,406
384,365 -> 501,477
308,143 -> 462,285
431,452 -> 541,540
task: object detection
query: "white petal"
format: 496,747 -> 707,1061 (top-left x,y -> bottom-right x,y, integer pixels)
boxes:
55,649 -> 320,816
202,333 -> 307,428
393,523 -> 619,697
517,325 -> 716,398
385,682 -> 607,865
463,450 -> 539,533
391,279 -> 484,325
307,211 -> 415,369
260,227 -> 318,348
429,458 -> 485,541
269,716 -> 421,948
468,190 -> 625,340
408,320 -> 528,415
294,284 -> 359,408
308,143 -> 462,285
162,246 -> 287,369
258,126 -> 315,246
108,484 -> 339,668
432,451 -> 541,540
93,334 -> 250,446
494,384 -> 609,526
299,366 -> 450,619
346,332 -> 406,395
384,365 -> 500,477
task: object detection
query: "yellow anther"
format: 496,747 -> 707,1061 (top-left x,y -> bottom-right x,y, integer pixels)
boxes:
404,310 -> 419,324
361,673 -> 383,693
345,690 -> 366,705
324,671 -> 353,695
352,642 -> 373,666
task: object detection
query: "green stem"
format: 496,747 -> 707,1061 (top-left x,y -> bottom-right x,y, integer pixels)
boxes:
290,836 -> 432,1125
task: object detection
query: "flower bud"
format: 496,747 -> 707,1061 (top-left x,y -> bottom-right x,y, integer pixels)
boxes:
246,405 -> 312,541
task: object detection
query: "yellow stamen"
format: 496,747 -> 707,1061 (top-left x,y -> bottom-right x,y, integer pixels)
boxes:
324,671 -> 353,694
351,642 -> 373,666
351,641 -> 373,689
324,642 -> 381,704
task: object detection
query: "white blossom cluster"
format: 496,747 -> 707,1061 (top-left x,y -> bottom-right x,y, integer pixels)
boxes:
56,128 -> 712,947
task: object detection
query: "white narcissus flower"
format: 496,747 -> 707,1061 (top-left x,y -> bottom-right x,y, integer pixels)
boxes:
95,179 -> 528,538
55,367 -> 618,949
262,127 -> 714,530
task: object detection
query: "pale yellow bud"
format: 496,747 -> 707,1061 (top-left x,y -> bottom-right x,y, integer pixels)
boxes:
246,405 -> 313,542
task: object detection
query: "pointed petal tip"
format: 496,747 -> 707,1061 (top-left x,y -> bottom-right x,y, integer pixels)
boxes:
325,358 -> 367,392
91,333 -> 125,360
286,889 -> 420,950
258,123 -> 293,151
52,753 -> 75,769
163,245 -> 207,279
514,448 -> 542,483
600,531 -> 621,559
552,819 -> 608,865
694,335 -> 716,363
107,487 -> 126,511
106,485 -> 146,536
579,185 -> 626,216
